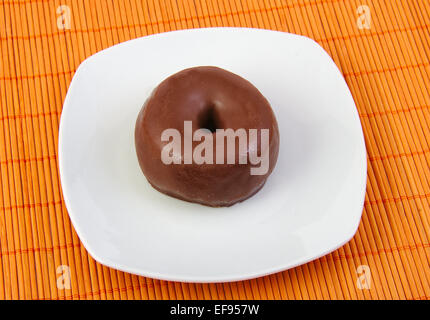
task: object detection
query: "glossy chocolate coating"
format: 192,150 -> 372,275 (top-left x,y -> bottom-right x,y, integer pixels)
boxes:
135,66 -> 279,207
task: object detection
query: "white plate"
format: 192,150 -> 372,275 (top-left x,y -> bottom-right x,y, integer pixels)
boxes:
59,28 -> 366,282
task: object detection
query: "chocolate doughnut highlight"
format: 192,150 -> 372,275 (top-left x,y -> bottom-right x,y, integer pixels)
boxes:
135,66 -> 279,207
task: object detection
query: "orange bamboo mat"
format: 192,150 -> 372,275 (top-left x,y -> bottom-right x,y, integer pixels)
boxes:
0,0 -> 429,300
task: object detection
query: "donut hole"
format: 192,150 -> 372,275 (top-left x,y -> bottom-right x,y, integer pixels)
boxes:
198,104 -> 221,133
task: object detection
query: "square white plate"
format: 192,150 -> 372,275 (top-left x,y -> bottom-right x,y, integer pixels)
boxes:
59,28 -> 367,282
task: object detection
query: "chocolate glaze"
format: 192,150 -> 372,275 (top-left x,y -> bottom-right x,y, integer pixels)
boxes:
135,66 -> 279,207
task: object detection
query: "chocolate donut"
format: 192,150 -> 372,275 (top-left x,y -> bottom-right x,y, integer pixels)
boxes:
135,66 -> 279,207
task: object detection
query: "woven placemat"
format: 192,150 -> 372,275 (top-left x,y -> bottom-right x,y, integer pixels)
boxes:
0,0 -> 429,299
